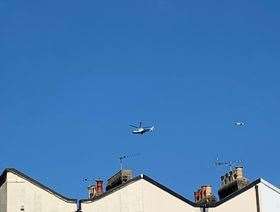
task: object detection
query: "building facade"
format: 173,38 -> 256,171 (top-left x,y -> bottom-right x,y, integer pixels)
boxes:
0,168 -> 280,212
0,169 -> 77,212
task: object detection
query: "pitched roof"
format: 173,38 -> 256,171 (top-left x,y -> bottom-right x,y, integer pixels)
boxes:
0,168 -> 77,203
79,174 -> 264,208
2,168 -> 278,209
80,174 -> 197,206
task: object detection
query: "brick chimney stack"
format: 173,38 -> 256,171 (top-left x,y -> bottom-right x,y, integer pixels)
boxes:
95,180 -> 104,196
87,180 -> 104,199
194,185 -> 216,206
218,166 -> 249,200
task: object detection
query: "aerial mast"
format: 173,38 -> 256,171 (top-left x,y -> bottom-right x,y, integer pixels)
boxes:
214,157 -> 242,171
118,153 -> 140,170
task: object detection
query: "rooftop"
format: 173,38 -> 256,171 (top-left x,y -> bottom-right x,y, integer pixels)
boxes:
1,167 -> 279,209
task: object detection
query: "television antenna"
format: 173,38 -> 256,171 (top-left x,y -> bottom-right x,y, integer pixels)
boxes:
214,157 -> 242,171
118,153 -> 140,170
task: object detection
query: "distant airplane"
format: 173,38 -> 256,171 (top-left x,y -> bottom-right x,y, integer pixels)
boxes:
234,121 -> 245,127
129,122 -> 155,135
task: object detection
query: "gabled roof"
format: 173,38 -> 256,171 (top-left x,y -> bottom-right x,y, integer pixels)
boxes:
79,174 -> 264,208
0,168 -> 77,203
80,174 -> 197,206
1,168 -> 278,209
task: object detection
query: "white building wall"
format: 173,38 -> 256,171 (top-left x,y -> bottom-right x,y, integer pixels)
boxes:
258,180 -> 280,212
81,179 -> 200,212
2,169 -> 280,212
82,180 -> 144,212
208,186 -> 258,212
6,172 -> 77,212
141,180 -> 199,212
0,182 -> 7,212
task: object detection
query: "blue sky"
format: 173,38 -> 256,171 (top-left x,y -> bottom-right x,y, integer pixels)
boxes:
1,0 -> 280,199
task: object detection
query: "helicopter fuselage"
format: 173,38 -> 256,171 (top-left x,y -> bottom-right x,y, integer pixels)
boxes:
132,127 -> 154,135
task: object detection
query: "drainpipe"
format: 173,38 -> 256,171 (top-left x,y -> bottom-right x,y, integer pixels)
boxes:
202,203 -> 208,212
255,185 -> 260,212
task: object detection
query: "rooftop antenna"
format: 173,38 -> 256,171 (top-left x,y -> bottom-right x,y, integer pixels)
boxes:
214,157 -> 242,171
118,153 -> 140,170
119,155 -> 126,170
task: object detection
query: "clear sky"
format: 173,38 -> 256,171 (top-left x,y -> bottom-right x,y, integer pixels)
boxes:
1,0 -> 280,200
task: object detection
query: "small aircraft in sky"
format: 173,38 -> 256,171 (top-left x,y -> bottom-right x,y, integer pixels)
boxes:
233,121 -> 245,127
129,122 -> 155,135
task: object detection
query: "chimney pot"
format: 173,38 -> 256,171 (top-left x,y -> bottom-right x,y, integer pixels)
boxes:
87,185 -> 95,199
218,166 -> 249,200
95,180 -> 104,196
194,185 -> 215,206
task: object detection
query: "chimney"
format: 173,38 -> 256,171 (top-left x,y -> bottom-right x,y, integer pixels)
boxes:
87,185 -> 95,199
194,185 -> 216,206
106,169 -> 133,191
218,166 -> 249,200
235,167 -> 244,179
95,180 -> 104,196
87,180 -> 104,199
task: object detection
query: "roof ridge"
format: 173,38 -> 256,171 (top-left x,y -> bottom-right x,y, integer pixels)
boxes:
80,174 -> 264,208
1,168 -> 267,208
1,168 -> 77,203
259,178 -> 280,194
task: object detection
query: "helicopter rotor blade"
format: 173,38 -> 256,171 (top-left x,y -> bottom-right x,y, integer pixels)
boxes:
129,124 -> 138,128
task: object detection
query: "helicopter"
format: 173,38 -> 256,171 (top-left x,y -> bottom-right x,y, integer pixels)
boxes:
234,121 -> 245,127
129,122 -> 155,135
